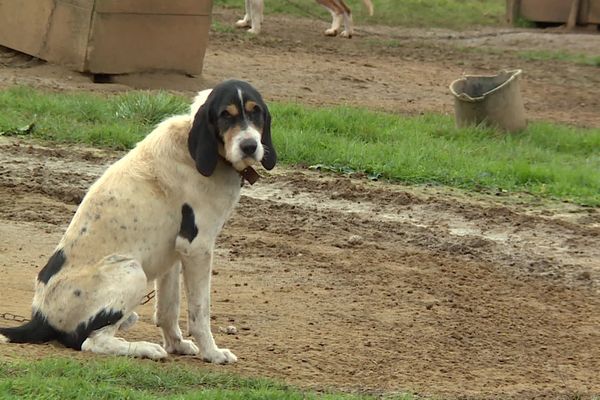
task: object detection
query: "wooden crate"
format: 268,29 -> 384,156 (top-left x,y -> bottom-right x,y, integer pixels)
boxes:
0,0 -> 213,75
507,0 -> 600,26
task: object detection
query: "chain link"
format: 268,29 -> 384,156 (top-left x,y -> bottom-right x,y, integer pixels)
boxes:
1,290 -> 157,324
139,290 -> 156,306
0,312 -> 30,323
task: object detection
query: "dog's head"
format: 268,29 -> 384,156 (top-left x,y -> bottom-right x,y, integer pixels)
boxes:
188,80 -> 276,177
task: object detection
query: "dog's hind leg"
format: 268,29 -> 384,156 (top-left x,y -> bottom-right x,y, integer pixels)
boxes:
82,325 -> 167,359
154,262 -> 199,355
77,255 -> 167,360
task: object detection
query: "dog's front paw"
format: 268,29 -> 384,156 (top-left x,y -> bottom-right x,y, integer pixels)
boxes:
340,30 -> 353,38
203,348 -> 238,364
324,28 -> 338,36
165,339 -> 199,356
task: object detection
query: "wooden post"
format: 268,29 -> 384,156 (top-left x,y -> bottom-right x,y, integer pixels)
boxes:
506,0 -> 521,25
566,0 -> 581,29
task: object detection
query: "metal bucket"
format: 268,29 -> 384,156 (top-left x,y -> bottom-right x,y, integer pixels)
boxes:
449,69 -> 527,133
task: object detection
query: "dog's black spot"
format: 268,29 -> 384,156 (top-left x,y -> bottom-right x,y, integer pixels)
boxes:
0,309 -> 123,350
0,311 -> 57,344
59,308 -> 124,350
37,249 -> 66,284
179,203 -> 198,243
94,214 -> 101,220
73,289 -> 82,297
0,307 -> 122,350
80,227 -> 87,235
120,225 -> 127,230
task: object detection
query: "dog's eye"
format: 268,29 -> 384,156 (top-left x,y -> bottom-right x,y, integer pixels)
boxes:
220,110 -> 233,119
249,105 -> 261,115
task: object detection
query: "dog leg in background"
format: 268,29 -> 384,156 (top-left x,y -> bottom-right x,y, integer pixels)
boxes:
154,263 -> 199,355
180,246 -> 237,364
331,0 -> 354,38
235,0 -> 252,28
78,256 -> 168,360
235,0 -> 264,34
248,0 -> 264,34
317,0 -> 343,36
340,10 -> 354,37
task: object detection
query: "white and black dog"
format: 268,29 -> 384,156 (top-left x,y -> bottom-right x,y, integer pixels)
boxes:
235,0 -> 374,38
0,80 -> 276,363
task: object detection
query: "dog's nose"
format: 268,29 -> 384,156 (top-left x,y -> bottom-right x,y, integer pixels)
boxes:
240,139 -> 258,156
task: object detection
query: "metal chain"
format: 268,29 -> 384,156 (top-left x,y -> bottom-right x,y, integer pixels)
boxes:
0,312 -> 30,323
140,290 -> 156,306
1,290 -> 157,324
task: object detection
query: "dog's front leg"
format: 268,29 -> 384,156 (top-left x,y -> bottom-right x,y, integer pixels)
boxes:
181,248 -> 237,364
155,263 -> 199,355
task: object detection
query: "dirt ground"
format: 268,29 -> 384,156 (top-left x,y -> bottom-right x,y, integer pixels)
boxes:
1,8 -> 599,400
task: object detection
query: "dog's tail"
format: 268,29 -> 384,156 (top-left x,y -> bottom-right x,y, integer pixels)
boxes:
362,0 -> 374,16
0,313 -> 57,344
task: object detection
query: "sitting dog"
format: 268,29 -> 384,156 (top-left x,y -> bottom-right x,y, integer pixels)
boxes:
235,0 -> 374,38
0,80 -> 276,364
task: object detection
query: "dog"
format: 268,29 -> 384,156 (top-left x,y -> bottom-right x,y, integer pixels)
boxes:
235,0 -> 374,38
0,79 -> 276,364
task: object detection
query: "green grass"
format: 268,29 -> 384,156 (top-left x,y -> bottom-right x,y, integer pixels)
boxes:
214,0 -> 506,30
211,19 -> 237,34
518,50 -> 600,67
0,357 -> 410,399
272,103 -> 600,205
0,87 -> 187,149
1,86 -> 599,206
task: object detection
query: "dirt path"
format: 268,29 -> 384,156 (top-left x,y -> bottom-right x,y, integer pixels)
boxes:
1,8 -> 600,399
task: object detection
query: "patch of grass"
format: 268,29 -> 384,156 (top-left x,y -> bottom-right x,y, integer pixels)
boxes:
0,357 -> 416,399
453,46 -> 600,68
270,103 -> 600,206
518,50 -> 600,67
115,91 -> 188,126
212,19 -> 237,33
0,87 -> 187,149
0,86 -> 598,206
214,0 -> 505,30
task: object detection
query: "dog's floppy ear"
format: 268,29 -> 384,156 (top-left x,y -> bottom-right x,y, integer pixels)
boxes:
260,106 -> 277,170
188,104 -> 218,177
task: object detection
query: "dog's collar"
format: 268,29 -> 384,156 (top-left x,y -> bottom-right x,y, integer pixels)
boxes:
239,166 -> 260,185
219,156 -> 260,186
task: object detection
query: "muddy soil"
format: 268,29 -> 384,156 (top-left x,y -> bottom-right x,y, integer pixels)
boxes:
1,8 -> 600,400
1,137 -> 599,399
